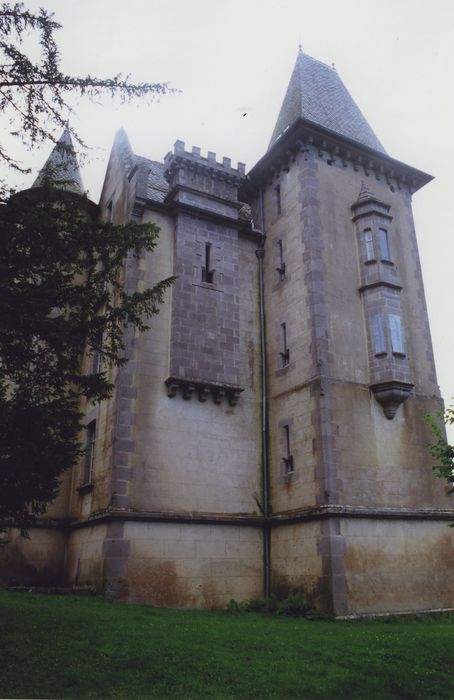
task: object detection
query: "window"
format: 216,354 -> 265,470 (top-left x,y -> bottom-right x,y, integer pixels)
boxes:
371,314 -> 386,355
276,239 -> 286,281
274,185 -> 282,216
281,425 -> 294,474
106,200 -> 113,222
90,349 -> 102,375
201,242 -> 215,284
389,314 -> 405,354
82,420 -> 96,485
364,229 -> 375,262
378,228 -> 391,261
280,322 -> 289,367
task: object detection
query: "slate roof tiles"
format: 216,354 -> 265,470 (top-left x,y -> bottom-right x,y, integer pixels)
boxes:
269,50 -> 386,154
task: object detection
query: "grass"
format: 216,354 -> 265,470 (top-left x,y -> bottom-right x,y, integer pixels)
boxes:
2,592 -> 454,699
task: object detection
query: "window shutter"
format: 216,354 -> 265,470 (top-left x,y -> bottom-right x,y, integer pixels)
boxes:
364,229 -> 374,261
389,314 -> 405,354
371,314 -> 386,354
378,228 -> 391,261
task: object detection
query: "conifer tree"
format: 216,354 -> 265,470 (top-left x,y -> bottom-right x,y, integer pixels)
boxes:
0,182 -> 175,532
0,4 -> 175,531
0,2 -> 172,183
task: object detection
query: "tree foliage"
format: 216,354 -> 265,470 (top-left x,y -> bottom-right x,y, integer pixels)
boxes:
425,407 -> 454,491
0,183 -> 175,532
0,2 -> 172,177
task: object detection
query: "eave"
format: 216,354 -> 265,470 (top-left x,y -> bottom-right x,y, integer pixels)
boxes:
246,117 -> 433,195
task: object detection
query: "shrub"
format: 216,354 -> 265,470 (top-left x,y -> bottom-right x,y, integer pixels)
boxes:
246,594 -> 278,614
225,599 -> 246,615
277,592 -> 312,617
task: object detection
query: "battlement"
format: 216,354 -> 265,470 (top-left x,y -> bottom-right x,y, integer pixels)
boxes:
164,140 -> 246,178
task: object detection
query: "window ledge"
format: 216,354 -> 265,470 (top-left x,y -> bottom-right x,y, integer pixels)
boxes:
365,259 -> 377,266
392,351 -> 406,358
381,259 -> 394,266
275,362 -> 295,377
374,352 -> 388,358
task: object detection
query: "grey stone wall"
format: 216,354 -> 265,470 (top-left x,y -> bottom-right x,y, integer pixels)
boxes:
170,213 -> 241,386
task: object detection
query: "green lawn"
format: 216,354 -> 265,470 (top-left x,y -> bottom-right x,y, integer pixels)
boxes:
2,592 -> 454,699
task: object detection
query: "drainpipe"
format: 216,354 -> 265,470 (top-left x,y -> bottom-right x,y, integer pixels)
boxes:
253,184 -> 271,599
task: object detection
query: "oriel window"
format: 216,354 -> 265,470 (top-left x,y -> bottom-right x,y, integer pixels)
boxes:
378,228 -> 391,261
371,314 -> 386,355
364,229 -> 375,262
389,314 -> 405,355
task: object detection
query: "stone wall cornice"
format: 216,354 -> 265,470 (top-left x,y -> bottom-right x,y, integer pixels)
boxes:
247,117 -> 433,195
32,503 -> 454,532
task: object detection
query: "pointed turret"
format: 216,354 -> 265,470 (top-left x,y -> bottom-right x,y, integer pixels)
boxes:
113,127 -> 135,173
269,50 -> 386,153
32,127 -> 85,193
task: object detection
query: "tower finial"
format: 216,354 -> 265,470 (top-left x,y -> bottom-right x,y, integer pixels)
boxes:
357,180 -> 374,202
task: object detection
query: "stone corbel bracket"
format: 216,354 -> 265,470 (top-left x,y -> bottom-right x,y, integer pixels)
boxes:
165,377 -> 244,407
370,380 -> 414,419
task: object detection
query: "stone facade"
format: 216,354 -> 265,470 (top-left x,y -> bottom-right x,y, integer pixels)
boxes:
1,50 -> 453,616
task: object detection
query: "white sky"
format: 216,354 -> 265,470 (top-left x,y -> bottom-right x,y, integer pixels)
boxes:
4,0 -> 454,437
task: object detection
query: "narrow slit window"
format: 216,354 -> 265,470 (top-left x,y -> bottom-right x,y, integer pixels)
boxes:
82,420 -> 96,485
280,322 -> 290,367
201,242 -> 215,284
275,185 -> 282,216
364,229 -> 374,261
378,228 -> 391,261
276,239 -> 286,281
389,314 -> 405,354
90,349 -> 102,375
106,200 -> 113,222
282,425 -> 294,474
371,314 -> 386,355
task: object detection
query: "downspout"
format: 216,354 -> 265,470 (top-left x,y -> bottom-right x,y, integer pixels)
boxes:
253,184 -> 271,598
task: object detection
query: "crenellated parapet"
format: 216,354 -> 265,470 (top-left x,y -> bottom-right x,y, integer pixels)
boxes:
164,140 -> 246,217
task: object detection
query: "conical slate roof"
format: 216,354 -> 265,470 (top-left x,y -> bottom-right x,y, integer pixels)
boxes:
33,127 -> 85,193
269,50 -> 386,153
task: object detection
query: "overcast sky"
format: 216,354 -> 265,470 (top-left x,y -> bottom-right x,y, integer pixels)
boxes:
4,0 -> 454,437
